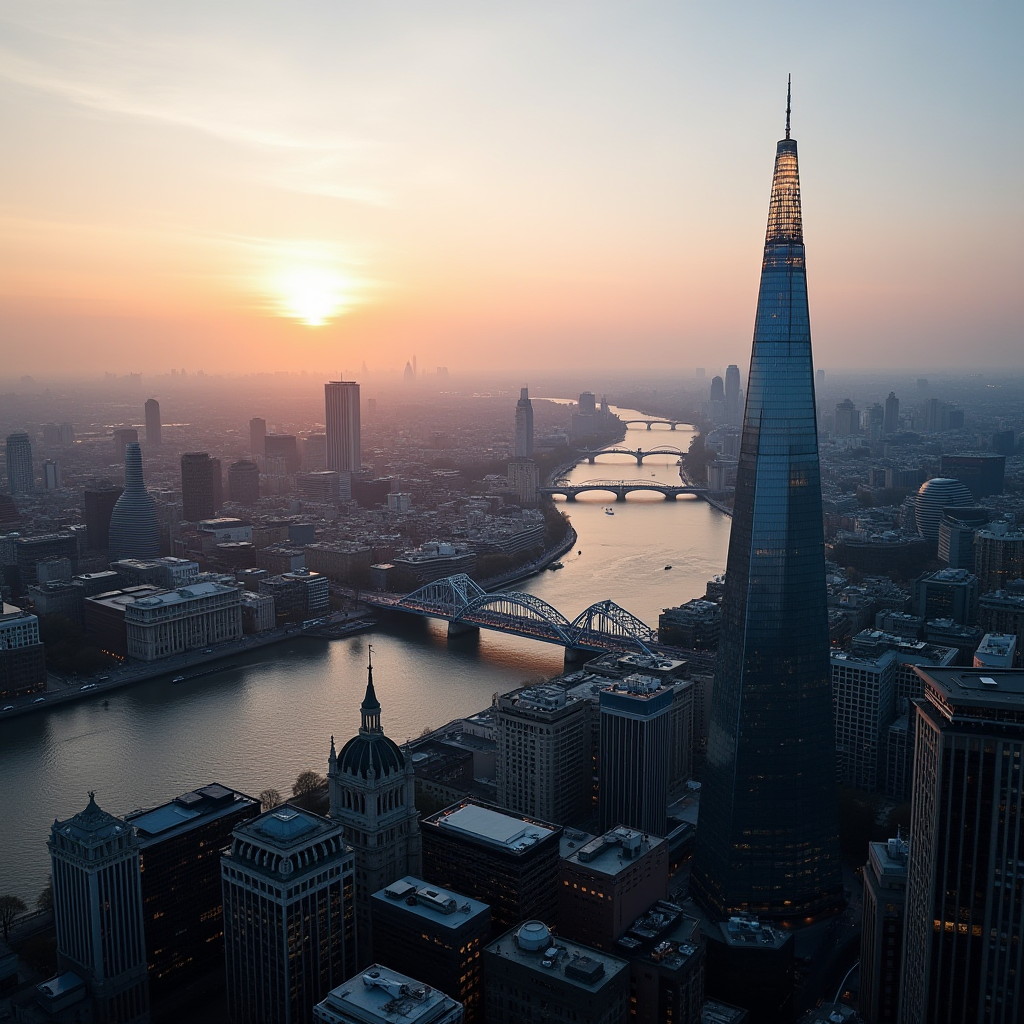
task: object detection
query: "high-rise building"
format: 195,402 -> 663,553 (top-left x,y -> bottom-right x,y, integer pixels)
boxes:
314,964 -> 465,1024
690,91 -> 843,920
304,432 -> 327,471
709,377 -> 726,423
834,398 -> 859,436
49,793 -> 150,1023
222,805 -> 357,1024
514,387 -> 534,458
5,431 -> 34,494
84,486 -> 124,550
495,683 -> 591,827
899,667 -> 1024,1024
125,783 -> 258,995
860,835 -> 908,1024
831,647 -> 897,791
724,365 -> 741,424
939,453 -> 1006,498
883,391 -> 900,435
913,478 -> 975,540
180,452 -> 218,521
325,381 -> 361,472
974,521 -> 1024,594
914,567 -> 979,625
992,429 -> 1015,456
249,416 -> 266,456
370,877 -> 490,1023
228,459 -> 260,504
507,458 -> 539,505
113,427 -> 139,455
598,675 -> 672,837
265,433 -> 300,474
579,391 -> 597,416
108,442 -> 160,560
328,657 -> 422,951
42,459 -> 62,489
144,398 -> 161,447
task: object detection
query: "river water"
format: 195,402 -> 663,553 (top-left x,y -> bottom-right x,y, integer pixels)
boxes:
0,407 -> 730,902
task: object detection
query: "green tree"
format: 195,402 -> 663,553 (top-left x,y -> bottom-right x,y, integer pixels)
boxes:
0,894 -> 27,940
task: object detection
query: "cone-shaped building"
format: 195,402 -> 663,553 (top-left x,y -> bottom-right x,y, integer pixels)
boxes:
108,441 -> 160,559
690,90 -> 843,921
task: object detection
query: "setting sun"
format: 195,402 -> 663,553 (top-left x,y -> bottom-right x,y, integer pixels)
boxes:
274,266 -> 351,327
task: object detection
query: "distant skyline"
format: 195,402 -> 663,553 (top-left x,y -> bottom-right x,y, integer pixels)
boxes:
1,1 -> 1021,374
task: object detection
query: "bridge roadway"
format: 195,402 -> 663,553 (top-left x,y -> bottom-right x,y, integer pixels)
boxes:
362,574 -> 713,667
539,478 -> 706,501
621,419 -> 689,430
579,445 -> 685,465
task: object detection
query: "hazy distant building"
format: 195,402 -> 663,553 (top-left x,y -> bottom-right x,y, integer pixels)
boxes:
326,380 -> 361,472
144,398 -> 161,447
108,442 -> 160,561
507,458 -> 540,505
939,453 -> 1005,498
222,805 -> 357,1024
49,793 -> 149,1023
883,391 -> 900,435
249,416 -> 266,456
5,431 -> 33,494
265,433 -> 300,474
180,452 -> 219,522
724,365 -> 741,424
834,398 -> 859,437
514,387 -> 534,458
112,427 -> 139,457
42,459 -> 62,489
228,459 -> 260,504
304,432 -> 327,471
708,377 -> 726,423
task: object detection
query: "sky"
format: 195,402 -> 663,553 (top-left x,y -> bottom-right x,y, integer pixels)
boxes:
0,1 -> 1021,377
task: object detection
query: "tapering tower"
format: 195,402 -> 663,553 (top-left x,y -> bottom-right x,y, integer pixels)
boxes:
690,83 -> 843,921
108,441 -> 160,560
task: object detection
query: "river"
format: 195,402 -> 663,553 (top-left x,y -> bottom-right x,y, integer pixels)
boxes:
0,407 -> 730,903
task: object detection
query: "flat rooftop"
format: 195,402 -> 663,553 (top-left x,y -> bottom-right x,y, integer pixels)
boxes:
372,876 -> 489,930
918,667 -> 1024,717
127,783 -> 257,843
563,827 -> 664,877
429,802 -> 557,854
316,964 -> 460,1024
129,580 -> 237,608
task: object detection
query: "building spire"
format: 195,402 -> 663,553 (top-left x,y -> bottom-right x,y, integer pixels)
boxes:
785,74 -> 791,139
360,645 -> 382,732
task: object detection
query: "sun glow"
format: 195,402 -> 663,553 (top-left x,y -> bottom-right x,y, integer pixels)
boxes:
274,266 -> 351,326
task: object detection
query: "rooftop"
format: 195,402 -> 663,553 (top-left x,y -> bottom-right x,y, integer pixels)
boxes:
315,964 -> 461,1024
129,580 -> 238,608
716,915 -> 790,951
235,804 -> 344,852
918,666 -> 1024,719
563,827 -> 663,876
427,801 -> 558,854
372,876 -> 489,930
126,783 -> 257,843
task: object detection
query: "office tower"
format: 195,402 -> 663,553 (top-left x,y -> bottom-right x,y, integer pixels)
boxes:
860,834 -> 908,1024
84,486 -> 124,549
222,805 -> 357,1024
328,659 -> 421,949
370,877 -> 490,1022
0,605 -> 47,698
58,422 -> 74,444
264,433 -> 300,474
579,391 -> 597,415
484,920 -> 630,1024
42,459 -> 62,489
708,376 -> 726,423
724,365 -> 741,424
690,91 -> 843,920
113,427 -> 139,455
180,452 -> 218,521
228,459 -> 260,504
495,683 -> 591,827
49,793 -> 149,1023
899,667 -> 1024,1024
914,568 -> 979,625
974,521 -> 1024,593
940,453 -> 1006,498
913,477 -> 974,540
144,398 -> 161,447
883,391 -> 900,435
506,458 -> 539,505
834,398 -> 859,436
42,422 -> 60,445
938,509 -> 989,570
304,432 -> 327,470
705,917 -> 794,1024
5,431 -> 34,494
125,784 -> 258,995
249,416 -> 266,456
559,829 -> 668,950
598,675 -> 672,836
831,647 -> 897,791
992,429 -> 1015,456
325,381 -> 361,472
108,443 -> 160,560
314,965 -> 464,1024
514,386 -> 534,458
420,801 -> 561,934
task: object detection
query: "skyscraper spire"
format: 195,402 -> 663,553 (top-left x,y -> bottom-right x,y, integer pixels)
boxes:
690,94 -> 843,922
785,73 -> 792,140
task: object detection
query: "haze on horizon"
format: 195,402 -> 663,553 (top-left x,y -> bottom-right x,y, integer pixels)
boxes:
0,1 -> 1021,377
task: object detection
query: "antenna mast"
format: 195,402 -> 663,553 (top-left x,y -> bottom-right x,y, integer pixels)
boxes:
785,74 -> 792,139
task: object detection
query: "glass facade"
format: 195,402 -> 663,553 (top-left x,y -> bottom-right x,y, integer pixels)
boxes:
690,135 -> 843,920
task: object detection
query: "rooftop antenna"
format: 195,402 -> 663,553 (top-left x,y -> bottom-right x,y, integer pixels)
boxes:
785,74 -> 792,139
367,643 -> 374,670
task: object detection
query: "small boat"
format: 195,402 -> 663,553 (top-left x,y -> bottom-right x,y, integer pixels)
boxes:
664,565 -> 673,571
171,675 -> 186,684
605,508 -> 615,516
548,561 -> 564,571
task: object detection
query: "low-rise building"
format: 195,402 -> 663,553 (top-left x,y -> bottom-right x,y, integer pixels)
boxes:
124,581 -> 242,661
239,591 -> 275,633
0,603 -> 46,697
314,965 -> 464,1024
659,599 -> 721,649
83,585 -> 165,657
29,580 -> 84,625
259,568 -> 329,623
305,541 -> 373,583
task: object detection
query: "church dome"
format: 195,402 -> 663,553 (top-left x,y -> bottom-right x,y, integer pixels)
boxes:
335,662 -> 406,779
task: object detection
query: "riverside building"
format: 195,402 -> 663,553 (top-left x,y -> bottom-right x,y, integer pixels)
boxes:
221,805 -> 357,1024
691,87 -> 844,920
124,581 -> 242,661
0,604 -> 46,698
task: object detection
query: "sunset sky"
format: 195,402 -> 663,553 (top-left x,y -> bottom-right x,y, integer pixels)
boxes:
0,1 -> 1021,376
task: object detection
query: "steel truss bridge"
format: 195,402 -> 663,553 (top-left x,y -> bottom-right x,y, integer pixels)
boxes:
365,574 -> 662,655
579,445 -> 685,465
539,478 -> 706,502
621,419 -> 689,430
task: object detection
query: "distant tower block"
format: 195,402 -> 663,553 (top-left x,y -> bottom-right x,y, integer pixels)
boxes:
145,398 -> 162,447
325,381 -> 361,472
514,387 -> 534,458
249,416 -> 267,456
6,432 -> 35,494
108,442 -> 160,559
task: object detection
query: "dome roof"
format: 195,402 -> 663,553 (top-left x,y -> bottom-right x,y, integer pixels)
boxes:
338,731 -> 405,779
914,477 -> 974,540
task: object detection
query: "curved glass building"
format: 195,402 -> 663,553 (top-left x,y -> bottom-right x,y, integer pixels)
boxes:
690,94 -> 844,921
914,477 -> 974,540
108,442 -> 160,560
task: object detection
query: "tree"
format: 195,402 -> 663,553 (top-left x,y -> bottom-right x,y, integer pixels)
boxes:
259,789 -> 282,812
292,771 -> 327,797
36,876 -> 53,913
0,894 -> 27,940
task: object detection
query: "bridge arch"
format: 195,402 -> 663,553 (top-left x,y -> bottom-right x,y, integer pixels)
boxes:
462,591 -> 574,644
569,600 -> 658,654
398,573 -> 487,617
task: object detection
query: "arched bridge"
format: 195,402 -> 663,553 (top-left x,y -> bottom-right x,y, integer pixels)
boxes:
540,478 -> 706,502
579,445 -> 685,465
622,419 -> 690,430
364,574 -> 661,656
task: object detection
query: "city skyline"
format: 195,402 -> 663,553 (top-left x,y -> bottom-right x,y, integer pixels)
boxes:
1,3 -> 1021,375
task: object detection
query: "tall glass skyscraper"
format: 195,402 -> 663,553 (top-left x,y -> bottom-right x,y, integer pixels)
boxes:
691,91 -> 843,921
5,431 -> 34,494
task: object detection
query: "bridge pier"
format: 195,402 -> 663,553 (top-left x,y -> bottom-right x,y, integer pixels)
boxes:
664,492 -> 678,500
671,423 -> 677,430
646,422 -> 653,430
615,491 -> 627,502
587,455 -> 596,464
566,493 -> 577,502
447,621 -> 480,638
563,646 -> 592,667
